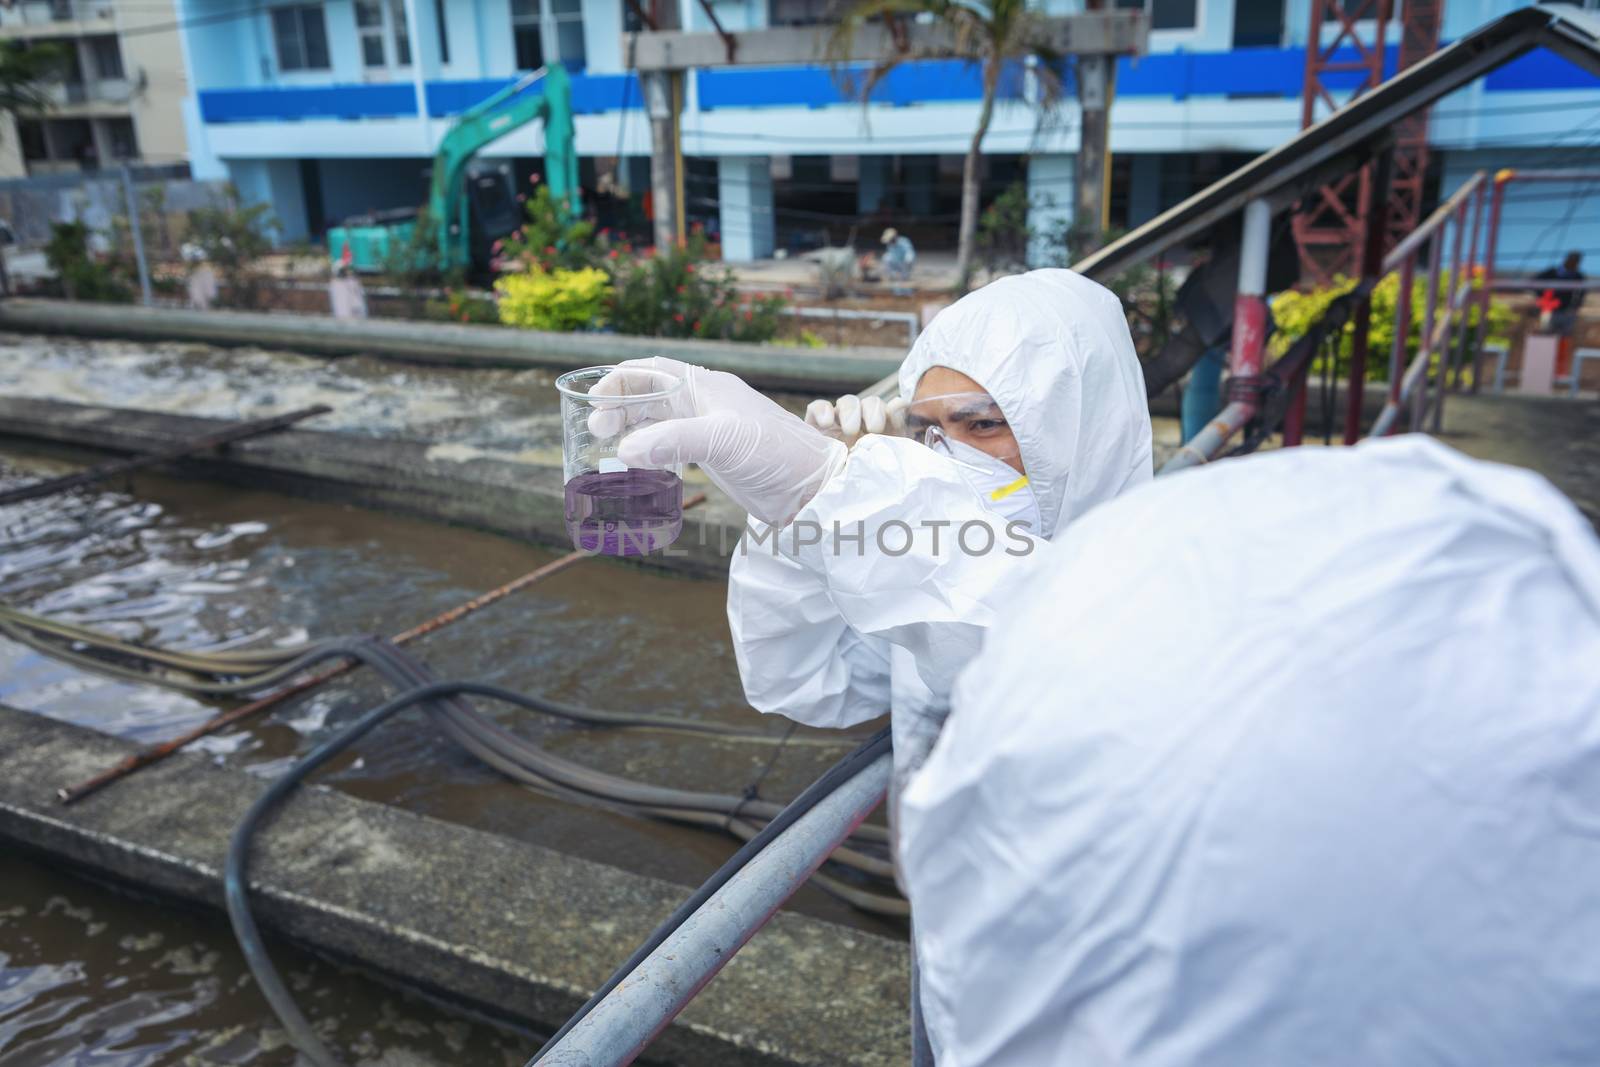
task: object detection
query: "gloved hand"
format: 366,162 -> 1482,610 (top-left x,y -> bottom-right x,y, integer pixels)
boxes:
804,394 -> 909,448
594,357 -> 848,527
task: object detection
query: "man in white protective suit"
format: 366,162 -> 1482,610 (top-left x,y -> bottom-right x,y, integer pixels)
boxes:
900,437 -> 1600,1067
597,269 -> 1153,789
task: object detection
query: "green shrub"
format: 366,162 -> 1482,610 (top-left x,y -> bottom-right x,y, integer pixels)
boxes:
187,186 -> 278,309
426,287 -> 499,325
1271,271 -> 1516,383
774,328 -> 827,349
496,267 -> 610,331
607,231 -> 785,343
496,179 -> 608,273
45,221 -> 133,303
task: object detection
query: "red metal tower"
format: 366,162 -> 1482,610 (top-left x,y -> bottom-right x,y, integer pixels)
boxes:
1294,0 -> 1392,284
1386,0 -> 1445,248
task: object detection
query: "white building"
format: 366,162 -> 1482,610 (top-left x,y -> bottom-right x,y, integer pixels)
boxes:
173,0 -> 1600,267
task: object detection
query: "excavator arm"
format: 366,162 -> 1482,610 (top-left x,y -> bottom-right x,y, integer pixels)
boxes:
429,63 -> 579,271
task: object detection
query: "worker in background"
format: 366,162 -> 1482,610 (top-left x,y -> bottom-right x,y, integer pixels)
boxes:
328,244 -> 369,321
901,437 -> 1600,1066
1536,250 -> 1587,333
1536,250 -> 1587,377
881,227 -> 916,287
599,270 -> 1152,797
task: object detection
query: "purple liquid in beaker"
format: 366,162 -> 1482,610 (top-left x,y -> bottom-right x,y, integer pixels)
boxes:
564,469 -> 684,556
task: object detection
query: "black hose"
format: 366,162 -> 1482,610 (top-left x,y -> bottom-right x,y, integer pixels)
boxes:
223,641 -> 894,1067
224,639 -> 415,1067
524,726 -> 892,1065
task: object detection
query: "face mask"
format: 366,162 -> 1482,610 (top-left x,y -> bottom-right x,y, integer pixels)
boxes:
933,436 -> 1043,535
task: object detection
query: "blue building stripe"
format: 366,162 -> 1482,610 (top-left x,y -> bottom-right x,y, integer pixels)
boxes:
200,83 -> 418,122
424,72 -> 640,117
197,47 -> 1595,124
697,59 -> 1027,110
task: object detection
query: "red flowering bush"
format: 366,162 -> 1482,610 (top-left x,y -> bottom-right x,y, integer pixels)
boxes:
607,231 -> 785,342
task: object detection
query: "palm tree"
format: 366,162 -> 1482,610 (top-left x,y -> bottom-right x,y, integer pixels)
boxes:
0,41 -> 67,117
828,0 -> 1065,291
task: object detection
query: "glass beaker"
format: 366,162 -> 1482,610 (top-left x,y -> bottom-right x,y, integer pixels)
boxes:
555,365 -> 685,556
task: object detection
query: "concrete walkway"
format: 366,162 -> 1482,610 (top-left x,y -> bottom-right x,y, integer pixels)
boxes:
1437,392 -> 1600,530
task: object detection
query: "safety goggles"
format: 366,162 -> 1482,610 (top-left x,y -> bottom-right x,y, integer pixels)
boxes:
904,391 -> 1022,468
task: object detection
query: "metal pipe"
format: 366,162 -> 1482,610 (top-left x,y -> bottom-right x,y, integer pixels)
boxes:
535,751 -> 892,1066
1281,359 -> 1309,447
1233,199 -> 1272,382
1158,400 -> 1253,473
1413,222 -> 1445,429
1450,180 -> 1486,392
1343,149 -> 1392,445
1472,169 -> 1511,393
121,163 -> 153,307
0,405 -> 329,507
1382,170 -> 1484,273
1430,193 -> 1469,433
1386,254 -> 1415,429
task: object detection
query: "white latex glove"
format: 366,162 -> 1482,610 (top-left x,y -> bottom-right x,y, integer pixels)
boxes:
595,357 -> 849,527
804,394 -> 909,448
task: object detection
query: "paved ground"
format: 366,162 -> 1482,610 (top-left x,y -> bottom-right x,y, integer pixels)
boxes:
1438,392 -> 1600,530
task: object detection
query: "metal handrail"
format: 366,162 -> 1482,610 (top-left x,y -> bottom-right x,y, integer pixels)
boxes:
535,751 -> 893,1065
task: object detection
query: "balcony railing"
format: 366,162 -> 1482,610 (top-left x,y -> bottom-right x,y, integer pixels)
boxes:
42,78 -> 133,107
5,0 -> 115,28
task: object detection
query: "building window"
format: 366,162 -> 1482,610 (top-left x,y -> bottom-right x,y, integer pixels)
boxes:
434,0 -> 450,63
511,0 -> 545,69
551,0 -> 585,68
1116,0 -> 1197,31
18,120 -> 48,162
272,3 -> 331,71
356,0 -> 411,69
769,0 -> 836,27
105,117 -> 139,160
88,36 -> 124,80
511,0 -> 585,70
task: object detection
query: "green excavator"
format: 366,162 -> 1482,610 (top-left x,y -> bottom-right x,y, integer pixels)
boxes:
327,63 -> 578,277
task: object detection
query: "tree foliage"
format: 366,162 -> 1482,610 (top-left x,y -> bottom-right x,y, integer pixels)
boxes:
1270,272 -> 1517,383
0,40 -> 66,116
826,0 -> 1065,291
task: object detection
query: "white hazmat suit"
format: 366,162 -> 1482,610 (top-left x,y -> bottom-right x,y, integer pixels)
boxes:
901,437 -> 1600,1066
727,270 -> 1153,778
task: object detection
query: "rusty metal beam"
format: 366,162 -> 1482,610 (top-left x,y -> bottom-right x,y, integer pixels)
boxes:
0,405 -> 330,507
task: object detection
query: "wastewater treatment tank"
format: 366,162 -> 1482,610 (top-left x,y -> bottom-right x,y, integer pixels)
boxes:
0,332 -> 905,1066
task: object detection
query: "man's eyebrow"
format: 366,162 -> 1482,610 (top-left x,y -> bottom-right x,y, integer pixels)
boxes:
949,401 -> 1004,421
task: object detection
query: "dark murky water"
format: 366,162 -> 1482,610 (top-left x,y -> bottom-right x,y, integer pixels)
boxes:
0,446 -> 893,1065
0,855 -> 535,1066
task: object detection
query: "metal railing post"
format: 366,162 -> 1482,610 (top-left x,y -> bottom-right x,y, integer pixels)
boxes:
1231,198 -> 1273,391
1471,169 -> 1511,394
1450,179 -> 1486,392
1431,193 -> 1468,433
1342,149 -> 1392,445
1386,255 -> 1415,433
121,163 -> 153,307
1412,220 -> 1444,430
